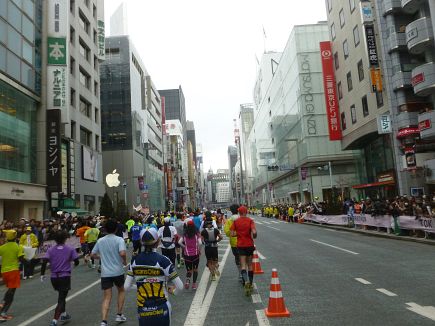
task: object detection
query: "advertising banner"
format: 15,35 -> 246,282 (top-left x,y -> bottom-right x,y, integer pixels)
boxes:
360,2 -> 373,23
377,114 -> 392,134
370,68 -> 383,92
364,25 -> 379,66
36,236 -> 80,259
47,66 -> 67,110
47,109 -> 62,192
82,146 -> 98,182
319,41 -> 342,141
47,0 -> 68,36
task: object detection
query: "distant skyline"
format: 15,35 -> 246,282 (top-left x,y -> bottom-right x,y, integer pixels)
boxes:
104,0 -> 327,171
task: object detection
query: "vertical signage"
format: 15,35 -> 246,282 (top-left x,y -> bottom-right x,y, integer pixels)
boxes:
96,0 -> 105,60
370,68 -> 383,92
47,109 -> 62,192
364,25 -> 379,66
360,2 -> 373,23
377,114 -> 392,134
319,41 -> 342,141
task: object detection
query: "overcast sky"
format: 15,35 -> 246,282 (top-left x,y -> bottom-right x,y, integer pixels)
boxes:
104,0 -> 327,172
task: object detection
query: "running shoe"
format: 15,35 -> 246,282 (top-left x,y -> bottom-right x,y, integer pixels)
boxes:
191,282 -> 197,290
244,282 -> 252,296
215,269 -> 220,277
0,315 -> 13,322
29,275 -> 33,279
177,263 -> 181,268
184,279 -> 190,289
115,314 -> 127,322
100,322 -> 108,326
211,274 -> 217,281
60,313 -> 71,322
92,264 -> 96,269
49,321 -> 57,326
87,259 -> 92,268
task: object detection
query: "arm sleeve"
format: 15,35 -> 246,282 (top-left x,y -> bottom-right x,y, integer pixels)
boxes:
178,236 -> 184,247
171,276 -> 184,295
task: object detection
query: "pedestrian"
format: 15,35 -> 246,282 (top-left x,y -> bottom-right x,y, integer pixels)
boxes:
224,204 -> 241,282
178,220 -> 202,290
230,205 -> 257,296
40,230 -> 79,326
0,230 -> 25,321
84,222 -> 100,268
201,212 -> 222,281
19,226 -> 39,279
91,219 -> 128,326
158,217 -> 177,265
124,228 -> 184,326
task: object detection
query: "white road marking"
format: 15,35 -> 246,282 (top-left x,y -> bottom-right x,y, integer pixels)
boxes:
252,282 -> 258,290
266,226 -> 280,231
256,309 -> 271,326
251,293 -> 262,303
376,288 -> 397,297
271,221 -> 280,224
406,303 -> 435,321
184,244 -> 231,326
256,251 -> 266,260
325,229 -> 336,232
255,221 -> 264,225
309,239 -> 359,255
355,278 -> 371,285
262,221 -> 271,225
18,279 -> 101,326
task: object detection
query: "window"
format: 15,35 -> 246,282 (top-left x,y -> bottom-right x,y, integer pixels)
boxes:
93,29 -> 97,45
70,88 -> 76,107
71,120 -> 76,140
94,55 -> 98,71
331,23 -> 336,40
79,39 -> 89,61
339,9 -> 345,28
94,81 -> 98,97
341,112 -> 347,130
327,0 -> 332,12
105,48 -> 120,59
376,91 -> 384,108
95,135 -> 99,151
353,25 -> 360,46
343,39 -> 349,59
79,68 -> 90,89
351,105 -> 357,124
70,56 -> 75,75
80,127 -> 91,146
357,60 -> 364,81
70,0 -> 75,14
70,26 -> 75,45
79,11 -> 89,34
347,71 -> 353,91
362,95 -> 369,117
79,97 -> 91,118
338,81 -> 343,100
349,0 -> 355,13
93,4 -> 97,19
334,52 -> 339,70
95,108 -> 99,123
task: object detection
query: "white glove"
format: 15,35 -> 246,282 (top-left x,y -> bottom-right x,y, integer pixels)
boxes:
40,275 -> 46,282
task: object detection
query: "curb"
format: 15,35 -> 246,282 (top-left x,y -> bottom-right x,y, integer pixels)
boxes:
302,221 -> 435,246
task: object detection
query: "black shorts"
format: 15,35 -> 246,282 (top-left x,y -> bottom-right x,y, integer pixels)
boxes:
205,247 -> 218,261
51,276 -> 71,292
101,274 -> 125,290
231,247 -> 239,257
237,247 -> 255,256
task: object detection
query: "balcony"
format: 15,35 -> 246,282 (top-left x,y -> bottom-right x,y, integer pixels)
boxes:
384,0 -> 402,15
388,32 -> 407,53
392,71 -> 412,90
406,17 -> 434,55
419,110 -> 435,139
412,62 -> 435,96
401,0 -> 424,14
396,111 -> 419,129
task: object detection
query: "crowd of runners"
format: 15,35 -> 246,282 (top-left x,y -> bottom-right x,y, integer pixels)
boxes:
0,204 -> 258,325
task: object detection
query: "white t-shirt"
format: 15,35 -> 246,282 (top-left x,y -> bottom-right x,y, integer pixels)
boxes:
158,226 -> 177,249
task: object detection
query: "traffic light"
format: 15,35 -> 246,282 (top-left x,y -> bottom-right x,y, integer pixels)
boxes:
267,165 -> 279,171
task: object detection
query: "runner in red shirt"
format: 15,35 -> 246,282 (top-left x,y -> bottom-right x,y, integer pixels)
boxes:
230,205 -> 257,296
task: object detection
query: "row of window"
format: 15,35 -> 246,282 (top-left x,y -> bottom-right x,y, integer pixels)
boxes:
70,27 -> 99,71
71,120 -> 100,151
69,56 -> 98,94
70,87 -> 99,122
331,24 -> 360,59
327,0 -> 355,16
341,91 -> 384,131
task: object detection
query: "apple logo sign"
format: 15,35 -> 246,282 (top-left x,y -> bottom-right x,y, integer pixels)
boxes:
106,169 -> 121,187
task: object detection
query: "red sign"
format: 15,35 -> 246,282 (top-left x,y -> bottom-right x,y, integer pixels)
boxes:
320,41 -> 342,141
396,127 -> 420,138
412,73 -> 425,87
419,119 -> 431,131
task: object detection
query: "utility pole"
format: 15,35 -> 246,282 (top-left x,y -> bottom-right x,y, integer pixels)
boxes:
234,119 -> 245,204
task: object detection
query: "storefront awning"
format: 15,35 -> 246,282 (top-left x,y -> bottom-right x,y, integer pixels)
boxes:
352,180 -> 395,189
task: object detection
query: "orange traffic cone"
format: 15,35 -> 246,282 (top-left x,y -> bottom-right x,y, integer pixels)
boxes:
265,268 -> 291,318
252,249 -> 264,274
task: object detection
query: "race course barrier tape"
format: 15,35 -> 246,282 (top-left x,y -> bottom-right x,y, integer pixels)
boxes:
303,214 -> 435,233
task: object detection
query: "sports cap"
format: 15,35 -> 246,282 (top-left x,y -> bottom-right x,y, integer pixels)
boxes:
140,228 -> 159,245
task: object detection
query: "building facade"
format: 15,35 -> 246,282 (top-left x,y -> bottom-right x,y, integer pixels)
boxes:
245,24 -> 359,206
0,0 -> 46,221
227,145 -> 238,202
100,35 -> 164,213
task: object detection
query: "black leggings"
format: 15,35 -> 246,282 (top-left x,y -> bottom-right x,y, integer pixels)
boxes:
161,248 -> 176,265
54,289 -> 68,319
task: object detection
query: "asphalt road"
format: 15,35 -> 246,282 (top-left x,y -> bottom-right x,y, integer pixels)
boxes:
5,216 -> 435,325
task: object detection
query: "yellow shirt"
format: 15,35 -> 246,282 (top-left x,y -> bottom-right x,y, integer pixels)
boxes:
0,242 -> 24,273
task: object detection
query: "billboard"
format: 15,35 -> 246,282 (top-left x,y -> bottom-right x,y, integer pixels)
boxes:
82,146 -> 98,182
319,41 -> 342,141
47,109 -> 62,192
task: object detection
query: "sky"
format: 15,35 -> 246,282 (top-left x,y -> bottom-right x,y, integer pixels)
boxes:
104,0 -> 327,172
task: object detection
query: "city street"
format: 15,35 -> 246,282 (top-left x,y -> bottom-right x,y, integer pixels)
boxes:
5,216 -> 435,326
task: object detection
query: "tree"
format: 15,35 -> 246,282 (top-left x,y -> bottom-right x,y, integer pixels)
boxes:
100,193 -> 114,218
115,199 -> 128,221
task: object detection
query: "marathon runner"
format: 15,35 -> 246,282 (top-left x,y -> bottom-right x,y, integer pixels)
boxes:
201,213 -> 222,281
224,204 -> 241,282
178,220 -> 202,290
172,213 -> 185,268
158,217 -> 177,265
84,221 -> 100,268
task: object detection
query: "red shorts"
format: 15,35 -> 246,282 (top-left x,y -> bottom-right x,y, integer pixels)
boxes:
2,270 -> 21,289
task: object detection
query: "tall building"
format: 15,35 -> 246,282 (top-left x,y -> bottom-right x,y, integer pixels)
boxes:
43,0 -> 106,216
186,120 -> 197,208
246,24 -> 358,205
373,0 -> 435,196
100,35 -> 164,212
0,0 -> 45,221
239,104 -> 255,205
227,145 -> 238,202
196,143 -> 205,209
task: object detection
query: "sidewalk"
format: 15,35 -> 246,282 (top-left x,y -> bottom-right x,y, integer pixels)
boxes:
302,220 -> 435,246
